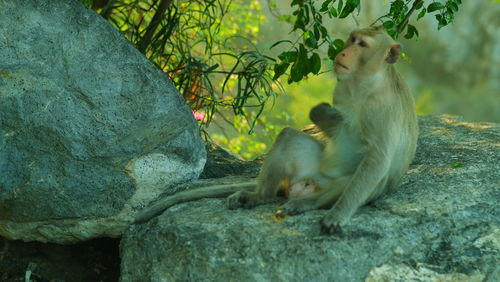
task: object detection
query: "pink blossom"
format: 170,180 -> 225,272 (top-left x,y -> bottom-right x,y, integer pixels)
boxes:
193,111 -> 205,121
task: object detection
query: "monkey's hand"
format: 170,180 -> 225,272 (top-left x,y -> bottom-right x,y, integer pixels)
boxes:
309,103 -> 343,134
275,197 -> 319,217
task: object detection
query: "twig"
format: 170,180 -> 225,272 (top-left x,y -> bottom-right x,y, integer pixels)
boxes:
396,0 -> 424,34
100,0 -> 117,20
137,0 -> 172,53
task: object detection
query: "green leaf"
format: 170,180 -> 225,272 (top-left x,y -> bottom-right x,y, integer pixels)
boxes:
328,45 -> 337,61
310,53 -> 321,74
383,20 -> 395,30
417,8 -> 426,20
298,43 -> 308,60
404,24 -> 418,39
270,40 -> 293,49
273,62 -> 290,80
303,5 -> 310,25
428,2 -> 445,12
333,39 -> 344,50
444,11 -> 454,22
451,162 -> 463,168
390,0 -> 405,14
320,26 -> 328,38
448,2 -> 459,12
387,29 -> 397,39
348,0 -> 360,5
313,25 -> 321,41
304,31 -> 318,49
289,62 -> 303,83
339,0 -> 358,18
320,0 -> 333,12
327,39 -> 344,61
278,51 -> 298,63
293,10 -> 306,31
415,1 -> 424,9
436,14 -> 447,29
329,7 -> 338,17
287,43 -> 309,83
205,63 -> 219,72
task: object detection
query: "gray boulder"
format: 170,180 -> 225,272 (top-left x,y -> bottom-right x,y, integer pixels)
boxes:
121,115 -> 499,281
0,0 -> 206,243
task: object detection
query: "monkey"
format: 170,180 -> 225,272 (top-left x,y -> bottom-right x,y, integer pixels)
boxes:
228,26 -> 418,233
281,26 -> 418,232
134,26 -> 418,233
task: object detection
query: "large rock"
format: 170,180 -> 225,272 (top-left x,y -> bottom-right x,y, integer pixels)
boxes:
0,0 -> 206,243
121,115 -> 499,281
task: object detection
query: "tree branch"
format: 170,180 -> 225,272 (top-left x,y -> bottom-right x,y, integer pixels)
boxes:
137,0 -> 172,53
100,0 -> 117,20
396,0 -> 424,34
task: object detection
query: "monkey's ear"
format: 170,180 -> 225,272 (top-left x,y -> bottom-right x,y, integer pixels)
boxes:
386,44 -> 402,64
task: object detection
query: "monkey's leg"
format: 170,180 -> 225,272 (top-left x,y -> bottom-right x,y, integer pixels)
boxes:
320,160 -> 389,233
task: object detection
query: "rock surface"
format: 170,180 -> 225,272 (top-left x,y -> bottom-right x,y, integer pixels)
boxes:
121,115 -> 499,281
0,0 -> 206,243
199,143 -> 260,179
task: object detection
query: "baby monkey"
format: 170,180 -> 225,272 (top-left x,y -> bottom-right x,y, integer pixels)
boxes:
227,104 -> 342,209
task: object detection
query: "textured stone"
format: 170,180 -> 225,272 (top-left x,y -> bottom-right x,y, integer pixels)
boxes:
199,143 -> 260,179
0,0 -> 206,243
121,115 -> 499,281
365,264 -> 485,282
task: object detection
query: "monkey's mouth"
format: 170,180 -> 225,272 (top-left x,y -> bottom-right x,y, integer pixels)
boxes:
335,62 -> 349,70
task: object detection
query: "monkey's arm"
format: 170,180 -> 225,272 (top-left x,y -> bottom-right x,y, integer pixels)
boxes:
134,181 -> 256,224
309,103 -> 343,137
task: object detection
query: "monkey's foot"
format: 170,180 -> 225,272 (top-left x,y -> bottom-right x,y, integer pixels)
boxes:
275,198 -> 318,217
227,191 -> 256,209
319,210 -> 349,234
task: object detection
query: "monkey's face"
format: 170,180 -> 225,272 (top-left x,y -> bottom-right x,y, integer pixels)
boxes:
335,29 -> 401,78
334,33 -> 369,76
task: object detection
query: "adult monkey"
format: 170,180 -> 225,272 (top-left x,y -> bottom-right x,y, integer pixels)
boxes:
228,26 -> 418,233
134,26 -> 418,232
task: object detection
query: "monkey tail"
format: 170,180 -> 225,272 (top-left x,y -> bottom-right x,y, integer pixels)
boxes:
133,181 -> 256,224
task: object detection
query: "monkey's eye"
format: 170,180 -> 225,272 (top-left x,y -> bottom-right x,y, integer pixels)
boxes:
350,37 -> 356,43
358,40 -> 367,47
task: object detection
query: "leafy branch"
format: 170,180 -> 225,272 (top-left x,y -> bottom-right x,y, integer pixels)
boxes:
82,0 -> 279,132
272,0 -> 463,83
